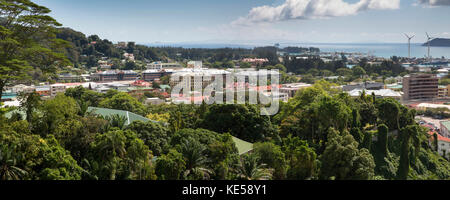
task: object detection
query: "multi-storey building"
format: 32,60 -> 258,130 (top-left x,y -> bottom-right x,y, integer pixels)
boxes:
50,84 -> 66,97
147,62 -> 181,70
169,69 -> 230,91
142,70 -> 167,81
96,70 -> 138,82
402,74 -> 438,100
438,85 -> 448,98
118,70 -> 138,81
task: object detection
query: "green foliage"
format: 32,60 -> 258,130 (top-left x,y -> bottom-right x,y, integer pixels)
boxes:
320,129 -> 375,180
88,129 -> 155,180
0,126 -> 83,180
36,94 -> 79,136
126,121 -> 170,156
377,98 -> 400,131
155,149 -> 185,180
0,0 -> 70,99
253,142 -> 287,180
235,153 -> 273,180
282,136 -> 318,180
201,104 -> 276,142
99,92 -> 146,115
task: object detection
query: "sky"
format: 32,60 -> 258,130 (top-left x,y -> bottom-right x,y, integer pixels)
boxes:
34,0 -> 450,44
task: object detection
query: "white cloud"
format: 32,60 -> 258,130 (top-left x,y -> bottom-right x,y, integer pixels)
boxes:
417,0 -> 450,6
232,0 -> 400,25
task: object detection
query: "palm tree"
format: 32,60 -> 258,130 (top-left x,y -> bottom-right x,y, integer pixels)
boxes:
180,140 -> 212,180
0,144 -> 28,180
236,154 -> 273,180
96,131 -> 127,180
104,114 -> 128,130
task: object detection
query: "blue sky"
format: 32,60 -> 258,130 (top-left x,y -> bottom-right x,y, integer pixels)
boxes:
35,0 -> 450,44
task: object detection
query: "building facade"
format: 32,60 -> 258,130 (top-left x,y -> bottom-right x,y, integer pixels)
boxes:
403,74 -> 438,100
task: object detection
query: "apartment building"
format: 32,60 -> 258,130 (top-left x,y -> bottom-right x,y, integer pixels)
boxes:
438,85 -> 448,98
142,69 -> 174,81
169,69 -> 230,91
147,62 -> 181,70
50,84 -> 66,97
402,74 -> 439,100
97,70 -> 138,82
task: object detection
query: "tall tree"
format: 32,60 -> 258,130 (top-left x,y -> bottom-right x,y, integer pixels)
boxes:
0,0 -> 70,99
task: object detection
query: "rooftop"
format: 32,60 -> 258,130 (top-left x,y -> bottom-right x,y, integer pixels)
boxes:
347,89 -> 402,98
87,107 -> 157,126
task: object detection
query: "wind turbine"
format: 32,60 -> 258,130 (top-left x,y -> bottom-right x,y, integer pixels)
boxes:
404,33 -> 414,59
426,32 -> 434,60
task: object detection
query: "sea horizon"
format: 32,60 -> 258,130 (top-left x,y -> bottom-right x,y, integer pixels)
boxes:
143,42 -> 450,59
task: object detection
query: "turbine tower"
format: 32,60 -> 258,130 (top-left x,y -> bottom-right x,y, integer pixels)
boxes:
426,32 -> 433,60
404,33 -> 415,59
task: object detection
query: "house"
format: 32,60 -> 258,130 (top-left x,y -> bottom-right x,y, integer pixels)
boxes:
440,121 -> 450,138
87,106 -> 253,155
279,83 -> 312,98
145,98 -> 165,105
428,131 -> 450,160
187,61 -> 202,69
343,82 -> 384,91
241,58 -> 269,66
35,86 -> 50,96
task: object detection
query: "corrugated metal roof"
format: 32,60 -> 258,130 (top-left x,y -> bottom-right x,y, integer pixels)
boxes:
232,137 -> 253,155
87,107 -> 155,126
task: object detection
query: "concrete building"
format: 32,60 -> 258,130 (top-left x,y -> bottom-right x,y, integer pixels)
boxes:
35,86 -> 50,96
343,82 -> 384,92
142,69 -> 171,81
57,73 -> 83,82
170,68 -> 230,91
187,61 -> 202,69
347,89 -> 402,100
402,74 -> 438,100
147,62 -> 181,70
97,70 -> 138,82
279,83 -> 312,98
119,70 -> 139,81
241,58 -> 269,66
145,98 -> 165,105
438,85 -> 448,98
50,84 -> 66,97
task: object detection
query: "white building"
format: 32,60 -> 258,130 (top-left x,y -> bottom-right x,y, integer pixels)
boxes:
430,132 -> 450,160
280,83 -> 312,98
187,61 -> 202,69
347,89 -> 402,100
50,84 -> 66,97
145,98 -> 165,105
147,61 -> 181,70
441,121 -> 450,138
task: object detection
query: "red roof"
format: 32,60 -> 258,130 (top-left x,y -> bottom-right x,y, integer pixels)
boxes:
428,131 -> 450,143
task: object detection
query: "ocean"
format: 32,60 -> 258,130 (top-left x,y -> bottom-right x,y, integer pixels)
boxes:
146,43 -> 450,59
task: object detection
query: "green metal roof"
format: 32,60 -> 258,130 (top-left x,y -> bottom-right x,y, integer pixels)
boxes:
442,121 -> 450,130
87,107 -> 153,126
232,137 -> 253,155
159,85 -> 171,90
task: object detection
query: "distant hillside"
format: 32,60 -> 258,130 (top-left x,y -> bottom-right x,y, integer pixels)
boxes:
423,38 -> 450,47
